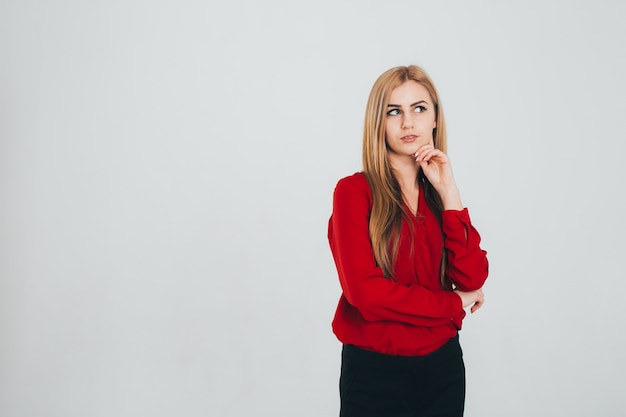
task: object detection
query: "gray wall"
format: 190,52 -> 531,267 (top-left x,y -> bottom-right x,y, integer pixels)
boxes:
1,1 -> 625,416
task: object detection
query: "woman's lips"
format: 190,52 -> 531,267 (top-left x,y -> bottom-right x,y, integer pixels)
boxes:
401,135 -> 417,142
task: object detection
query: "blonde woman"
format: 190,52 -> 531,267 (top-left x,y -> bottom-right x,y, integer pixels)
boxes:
328,65 -> 489,416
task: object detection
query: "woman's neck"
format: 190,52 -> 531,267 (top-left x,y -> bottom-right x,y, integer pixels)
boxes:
390,156 -> 420,193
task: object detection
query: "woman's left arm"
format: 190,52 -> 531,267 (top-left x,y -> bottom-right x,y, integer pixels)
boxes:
442,209 -> 489,291
415,144 -> 462,210
415,145 -> 489,291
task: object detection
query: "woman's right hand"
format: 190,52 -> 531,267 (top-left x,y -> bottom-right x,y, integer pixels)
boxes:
454,288 -> 484,314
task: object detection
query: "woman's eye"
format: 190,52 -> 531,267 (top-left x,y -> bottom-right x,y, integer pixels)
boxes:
387,109 -> 400,116
414,106 -> 427,113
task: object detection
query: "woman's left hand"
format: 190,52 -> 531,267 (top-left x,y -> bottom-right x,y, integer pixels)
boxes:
414,144 -> 463,210
414,144 -> 456,191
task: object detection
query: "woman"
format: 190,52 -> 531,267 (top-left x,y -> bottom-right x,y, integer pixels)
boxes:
328,65 -> 489,416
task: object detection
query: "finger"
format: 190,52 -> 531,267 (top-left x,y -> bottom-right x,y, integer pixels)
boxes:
419,149 -> 447,163
471,294 -> 485,313
415,149 -> 437,162
414,144 -> 435,159
470,300 -> 483,313
426,150 -> 447,162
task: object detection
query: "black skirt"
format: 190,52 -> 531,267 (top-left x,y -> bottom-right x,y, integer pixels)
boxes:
339,335 -> 466,417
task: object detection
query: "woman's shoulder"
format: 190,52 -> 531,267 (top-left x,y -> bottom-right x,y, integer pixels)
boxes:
335,171 -> 369,191
333,172 -> 372,202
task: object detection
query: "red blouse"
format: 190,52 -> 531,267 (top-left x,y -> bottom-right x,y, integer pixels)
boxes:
328,172 -> 488,356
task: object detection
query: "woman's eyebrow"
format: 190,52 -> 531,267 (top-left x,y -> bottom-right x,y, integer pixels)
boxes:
387,100 -> 429,108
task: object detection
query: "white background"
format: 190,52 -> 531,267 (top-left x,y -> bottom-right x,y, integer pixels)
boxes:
1,1 -> 625,416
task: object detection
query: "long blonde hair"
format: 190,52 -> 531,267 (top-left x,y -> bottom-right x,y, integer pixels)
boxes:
362,65 -> 449,285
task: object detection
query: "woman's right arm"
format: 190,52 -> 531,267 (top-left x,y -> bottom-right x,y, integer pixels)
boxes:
329,175 -> 464,327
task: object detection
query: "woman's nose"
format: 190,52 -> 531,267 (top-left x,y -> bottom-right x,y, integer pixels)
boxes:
401,114 -> 413,129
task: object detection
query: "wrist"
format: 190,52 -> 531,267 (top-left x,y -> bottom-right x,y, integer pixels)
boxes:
438,186 -> 463,210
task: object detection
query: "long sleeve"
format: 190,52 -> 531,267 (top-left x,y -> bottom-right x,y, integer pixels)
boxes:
328,174 -> 463,327
442,209 -> 489,291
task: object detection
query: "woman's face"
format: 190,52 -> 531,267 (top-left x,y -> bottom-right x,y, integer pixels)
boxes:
384,80 -> 437,158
